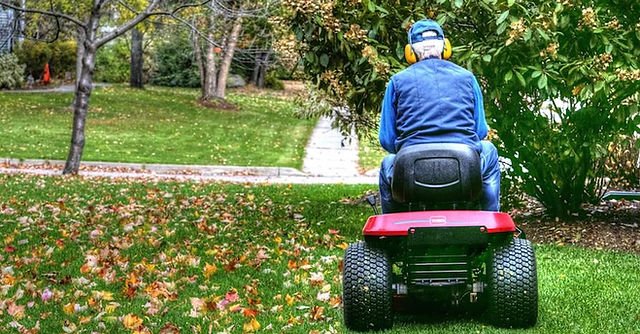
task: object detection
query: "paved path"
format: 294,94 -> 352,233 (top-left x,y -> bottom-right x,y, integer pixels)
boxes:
4,83 -> 109,94
302,116 -> 360,177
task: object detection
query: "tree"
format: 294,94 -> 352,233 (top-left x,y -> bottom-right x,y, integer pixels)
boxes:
286,0 -> 640,217
0,0 -> 211,174
193,4 -> 244,103
192,0 -> 276,103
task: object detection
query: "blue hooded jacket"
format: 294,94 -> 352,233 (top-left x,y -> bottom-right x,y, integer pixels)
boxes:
379,59 -> 488,154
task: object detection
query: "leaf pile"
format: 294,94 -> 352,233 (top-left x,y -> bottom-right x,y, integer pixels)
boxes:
0,174 -> 372,333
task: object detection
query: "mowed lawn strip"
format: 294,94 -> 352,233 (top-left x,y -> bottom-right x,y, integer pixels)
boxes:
0,86 -> 316,168
0,174 -> 638,333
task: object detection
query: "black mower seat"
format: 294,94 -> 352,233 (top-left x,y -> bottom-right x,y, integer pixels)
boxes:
391,143 -> 482,206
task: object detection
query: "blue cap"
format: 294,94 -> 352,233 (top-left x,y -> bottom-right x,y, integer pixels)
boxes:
408,19 -> 445,44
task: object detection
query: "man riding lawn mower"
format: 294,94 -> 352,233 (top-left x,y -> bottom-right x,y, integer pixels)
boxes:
342,19 -> 538,331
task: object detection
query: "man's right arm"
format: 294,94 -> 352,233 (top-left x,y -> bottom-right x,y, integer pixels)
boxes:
472,76 -> 489,140
379,80 -> 398,154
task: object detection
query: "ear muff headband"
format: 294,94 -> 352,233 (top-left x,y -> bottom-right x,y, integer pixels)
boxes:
404,38 -> 452,64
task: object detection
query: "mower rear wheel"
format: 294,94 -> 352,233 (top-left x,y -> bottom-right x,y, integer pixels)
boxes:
343,241 -> 393,331
486,238 -> 538,328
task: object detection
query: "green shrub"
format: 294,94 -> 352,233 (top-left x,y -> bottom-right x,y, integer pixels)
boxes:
0,53 -> 25,89
150,33 -> 200,88
265,72 -> 284,90
94,39 -> 130,83
14,40 -> 76,80
605,135 -> 640,189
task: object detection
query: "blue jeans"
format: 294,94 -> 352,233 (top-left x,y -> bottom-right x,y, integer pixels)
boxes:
379,141 -> 501,213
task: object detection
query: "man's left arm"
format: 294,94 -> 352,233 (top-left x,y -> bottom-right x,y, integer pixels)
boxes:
472,76 -> 489,140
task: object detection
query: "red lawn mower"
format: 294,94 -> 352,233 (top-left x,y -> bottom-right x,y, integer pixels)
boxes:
342,143 -> 538,331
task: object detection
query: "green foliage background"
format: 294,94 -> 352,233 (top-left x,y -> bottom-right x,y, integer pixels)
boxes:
286,0 -> 640,217
95,39 -> 132,83
0,53 -> 25,89
150,31 -> 200,88
14,40 -> 76,79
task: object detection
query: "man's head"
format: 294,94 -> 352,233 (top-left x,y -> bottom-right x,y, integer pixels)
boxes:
408,19 -> 445,61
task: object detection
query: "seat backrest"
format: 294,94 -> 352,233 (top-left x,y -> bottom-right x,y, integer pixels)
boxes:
391,143 -> 482,205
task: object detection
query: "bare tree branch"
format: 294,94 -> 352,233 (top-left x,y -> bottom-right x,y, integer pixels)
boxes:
94,0 -> 162,47
0,1 -> 87,28
95,0 -> 213,48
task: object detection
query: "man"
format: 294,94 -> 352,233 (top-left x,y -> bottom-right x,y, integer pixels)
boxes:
378,19 -> 501,213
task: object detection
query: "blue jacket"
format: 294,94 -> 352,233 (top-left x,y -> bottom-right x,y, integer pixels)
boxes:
379,59 -> 488,154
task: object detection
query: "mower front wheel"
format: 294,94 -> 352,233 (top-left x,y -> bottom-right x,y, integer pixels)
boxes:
343,241 -> 393,332
486,238 -> 538,328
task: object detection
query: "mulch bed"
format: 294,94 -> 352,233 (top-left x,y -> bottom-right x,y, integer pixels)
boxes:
515,199 -> 640,254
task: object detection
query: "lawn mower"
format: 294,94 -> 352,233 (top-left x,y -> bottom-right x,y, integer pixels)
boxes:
342,143 -> 538,331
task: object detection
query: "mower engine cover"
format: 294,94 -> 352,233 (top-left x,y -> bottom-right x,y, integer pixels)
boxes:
363,210 -> 516,237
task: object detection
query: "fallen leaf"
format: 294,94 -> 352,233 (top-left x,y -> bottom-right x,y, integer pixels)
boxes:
310,305 -> 325,321
242,318 -> 261,332
159,323 -> 181,334
122,313 -> 143,330
204,263 -> 217,279
7,302 -> 25,319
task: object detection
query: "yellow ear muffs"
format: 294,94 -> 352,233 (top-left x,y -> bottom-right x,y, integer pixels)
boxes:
405,38 -> 452,64
404,44 -> 417,64
443,38 -> 452,60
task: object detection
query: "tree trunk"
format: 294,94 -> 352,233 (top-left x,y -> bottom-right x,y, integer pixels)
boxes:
215,16 -> 242,99
64,41 -> 97,175
251,51 -> 262,86
257,51 -> 271,88
74,27 -> 85,106
202,30 -> 216,101
130,27 -> 144,88
192,27 -> 205,97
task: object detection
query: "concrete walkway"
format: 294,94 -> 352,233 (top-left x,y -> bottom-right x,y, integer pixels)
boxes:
302,116 -> 360,177
0,116 -> 378,184
4,83 -> 109,94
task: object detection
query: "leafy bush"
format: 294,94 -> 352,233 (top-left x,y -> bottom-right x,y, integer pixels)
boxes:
150,32 -> 200,88
94,39 -> 130,83
288,0 -> 640,217
14,40 -> 76,80
605,135 -> 640,189
265,72 -> 284,90
0,53 -> 25,89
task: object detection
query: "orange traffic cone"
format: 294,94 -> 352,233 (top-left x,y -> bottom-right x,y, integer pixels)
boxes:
43,63 -> 51,85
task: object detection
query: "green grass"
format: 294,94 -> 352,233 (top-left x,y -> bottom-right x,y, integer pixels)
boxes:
0,174 -> 639,333
0,86 -> 316,168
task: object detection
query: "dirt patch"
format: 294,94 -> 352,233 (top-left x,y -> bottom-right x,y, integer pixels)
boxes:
231,81 -> 307,100
199,98 -> 238,111
515,200 -> 640,253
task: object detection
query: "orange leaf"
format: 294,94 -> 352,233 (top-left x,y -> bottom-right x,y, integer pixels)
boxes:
310,305 -> 325,321
203,263 -> 217,279
63,303 -> 75,315
122,313 -> 143,330
242,308 -> 259,318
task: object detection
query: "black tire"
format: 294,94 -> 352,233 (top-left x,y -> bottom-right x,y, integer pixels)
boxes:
486,238 -> 538,328
343,241 -> 393,332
